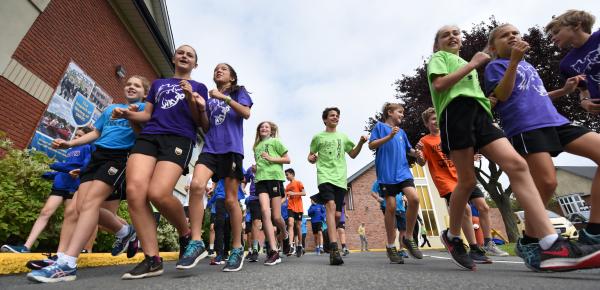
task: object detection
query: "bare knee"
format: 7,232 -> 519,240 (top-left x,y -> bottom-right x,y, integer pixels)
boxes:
538,178 -> 558,198
476,202 -> 490,216
39,206 -> 56,219
189,180 -> 206,197
502,156 -> 529,174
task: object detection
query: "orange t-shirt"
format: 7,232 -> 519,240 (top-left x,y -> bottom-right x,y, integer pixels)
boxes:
286,179 -> 304,213
419,134 -> 457,197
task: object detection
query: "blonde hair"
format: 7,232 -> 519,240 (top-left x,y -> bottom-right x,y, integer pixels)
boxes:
545,10 -> 595,34
253,121 -> 279,150
433,25 -> 460,52
381,102 -> 403,120
421,107 -> 436,125
486,23 -> 514,59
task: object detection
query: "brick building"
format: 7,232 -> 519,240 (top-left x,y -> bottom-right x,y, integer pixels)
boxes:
0,0 -> 175,149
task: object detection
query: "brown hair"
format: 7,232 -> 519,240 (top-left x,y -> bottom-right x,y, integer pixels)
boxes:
253,121 -> 279,151
486,23 -> 514,59
545,10 -> 596,34
322,107 -> 340,120
381,102 -> 403,120
421,107 -> 436,125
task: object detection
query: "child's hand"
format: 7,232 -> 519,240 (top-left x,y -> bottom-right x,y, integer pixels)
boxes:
261,151 -> 272,162
389,127 -> 399,137
510,40 -> 530,63
415,141 -> 424,151
359,135 -> 369,144
69,168 -> 80,179
209,89 -> 225,100
488,93 -> 498,109
562,75 -> 586,94
195,93 -> 206,111
52,139 -> 70,149
112,107 -> 128,119
129,104 -> 140,112
308,153 -> 318,164
470,52 -> 491,68
581,99 -> 600,114
180,80 -> 193,99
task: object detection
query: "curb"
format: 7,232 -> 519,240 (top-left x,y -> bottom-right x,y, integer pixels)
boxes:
0,252 -> 179,275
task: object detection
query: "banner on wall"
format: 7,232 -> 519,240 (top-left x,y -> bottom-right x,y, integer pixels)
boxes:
29,61 -> 113,161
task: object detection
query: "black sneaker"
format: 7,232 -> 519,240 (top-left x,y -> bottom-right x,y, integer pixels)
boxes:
176,240 -> 208,270
283,237 -> 291,256
26,254 -> 57,270
264,250 -> 281,266
126,238 -> 139,259
386,247 -> 404,264
296,246 -> 302,258
401,237 -> 423,259
343,247 -> 350,256
329,243 -> 344,266
178,233 -> 191,260
121,255 -> 164,280
249,250 -> 259,262
440,229 -> 475,270
539,237 -> 600,272
469,246 -> 492,264
223,247 -> 244,272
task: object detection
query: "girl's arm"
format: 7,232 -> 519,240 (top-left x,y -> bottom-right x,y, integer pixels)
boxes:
348,135 -> 368,159
210,89 -> 251,119
432,52 -> 491,92
548,75 -> 586,100
370,192 -> 383,203
493,41 -> 529,102
113,102 -> 153,123
53,129 -> 100,149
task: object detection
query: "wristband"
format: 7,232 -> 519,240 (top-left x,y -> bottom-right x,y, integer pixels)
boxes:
225,96 -> 232,105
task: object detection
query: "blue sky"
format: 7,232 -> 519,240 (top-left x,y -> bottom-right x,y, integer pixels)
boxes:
167,1 -> 600,210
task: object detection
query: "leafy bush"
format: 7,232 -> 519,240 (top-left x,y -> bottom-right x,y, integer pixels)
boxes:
93,202 -> 131,252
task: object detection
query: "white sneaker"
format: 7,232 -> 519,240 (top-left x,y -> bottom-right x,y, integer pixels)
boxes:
484,241 -> 509,256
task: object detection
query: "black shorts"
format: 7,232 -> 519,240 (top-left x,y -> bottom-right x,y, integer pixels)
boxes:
80,147 -> 128,189
312,183 -> 346,212
287,209 -> 302,221
130,134 -> 194,175
396,212 -> 407,231
245,221 -> 252,234
379,179 -> 415,197
255,180 -> 284,199
210,213 -> 216,224
247,199 -> 262,221
105,178 -> 127,201
196,152 -> 244,182
311,221 -> 323,232
336,221 -> 346,229
439,97 -> 505,156
443,187 -> 485,206
50,189 -> 74,199
509,124 -> 591,157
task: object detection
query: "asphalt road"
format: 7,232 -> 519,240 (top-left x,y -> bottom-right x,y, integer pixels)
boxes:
1,250 -> 600,290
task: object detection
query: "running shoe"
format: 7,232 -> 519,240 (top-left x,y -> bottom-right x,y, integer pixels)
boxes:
440,229 -> 475,270
223,247 -> 244,272
178,233 -> 191,260
176,240 -> 208,269
515,239 -> 543,271
26,254 -> 58,270
329,243 -> 344,266
1,244 -> 30,253
539,237 -> 600,272
484,240 -> 509,256
579,228 -> 600,246
399,249 -> 409,258
343,247 -> 350,256
27,263 -> 76,283
296,245 -> 303,258
401,237 -> 423,259
386,247 -> 404,264
126,238 -> 139,259
264,250 -> 281,266
112,226 -> 137,256
210,255 -> 225,265
208,249 -> 216,257
469,246 -> 492,264
121,255 -> 163,280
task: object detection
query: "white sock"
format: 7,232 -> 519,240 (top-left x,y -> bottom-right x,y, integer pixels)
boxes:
539,234 -> 559,250
58,255 -> 77,268
56,252 -> 65,260
447,231 -> 460,240
115,225 -> 129,239
387,244 -> 395,248
209,244 -> 214,250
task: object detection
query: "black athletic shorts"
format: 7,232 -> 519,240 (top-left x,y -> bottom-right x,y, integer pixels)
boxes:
439,97 -> 505,156
312,183 -> 346,212
396,212 -> 407,231
311,221 -> 323,232
50,189 -> 74,199
247,199 -> 262,221
245,221 -> 252,234
196,152 -> 244,182
80,147 -> 128,189
105,178 -> 127,201
443,187 -> 486,206
509,124 -> 591,157
379,179 -> 415,197
130,134 -> 194,175
336,221 -> 346,229
255,180 -> 285,199
287,209 -> 303,221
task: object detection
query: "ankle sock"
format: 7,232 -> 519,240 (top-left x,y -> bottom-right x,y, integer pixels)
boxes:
446,231 -> 460,240
115,225 -> 129,239
484,237 -> 492,245
58,254 -> 77,268
387,244 -> 395,248
539,234 -> 559,250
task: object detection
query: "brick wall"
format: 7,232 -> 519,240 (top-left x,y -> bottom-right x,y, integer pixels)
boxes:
0,0 -> 159,148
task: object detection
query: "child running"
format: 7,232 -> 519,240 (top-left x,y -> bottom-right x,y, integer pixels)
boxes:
368,103 -> 423,263
308,107 -> 367,265
307,200 -> 325,255
253,121 -> 290,266
27,76 -> 149,283
284,168 -> 306,257
427,25 -> 600,271
243,165 -> 263,262
182,62 -> 252,272
416,107 -> 507,260
370,180 -> 409,260
484,24 -> 600,249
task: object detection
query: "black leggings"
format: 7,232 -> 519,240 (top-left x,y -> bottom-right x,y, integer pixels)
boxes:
214,199 -> 231,256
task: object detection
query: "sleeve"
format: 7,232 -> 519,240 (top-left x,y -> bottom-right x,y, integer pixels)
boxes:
484,61 -> 507,95
371,181 -> 379,193
49,147 -> 85,172
427,52 -> 449,79
369,122 -> 382,142
402,130 -> 412,151
145,81 -> 158,104
93,106 -> 111,133
235,86 -> 253,107
42,171 -> 58,180
297,181 -> 305,192
343,134 -> 356,153
275,139 -> 288,156
195,83 -> 209,100
309,135 -> 319,154
80,145 -> 92,170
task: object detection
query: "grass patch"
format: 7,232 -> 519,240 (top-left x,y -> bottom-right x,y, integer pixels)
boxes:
497,243 -> 516,256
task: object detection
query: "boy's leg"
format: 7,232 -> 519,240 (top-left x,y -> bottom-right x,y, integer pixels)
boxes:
401,186 -> 423,259
384,195 -> 397,245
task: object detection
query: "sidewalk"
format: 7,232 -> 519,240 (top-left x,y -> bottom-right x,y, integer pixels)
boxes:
0,252 -> 179,275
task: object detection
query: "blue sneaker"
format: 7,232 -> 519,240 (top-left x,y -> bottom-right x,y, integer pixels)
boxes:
112,226 -> 136,256
222,247 -> 244,272
1,244 -> 30,253
27,263 -> 76,283
176,240 -> 208,270
579,229 -> 600,245
515,238 -> 545,272
399,249 -> 409,258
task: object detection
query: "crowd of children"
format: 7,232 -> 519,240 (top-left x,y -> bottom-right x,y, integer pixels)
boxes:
3,8 -> 600,283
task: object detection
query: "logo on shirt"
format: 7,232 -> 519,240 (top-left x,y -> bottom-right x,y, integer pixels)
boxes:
108,167 -> 118,176
517,64 -> 547,96
209,98 -> 230,126
174,147 -> 183,156
156,83 -> 185,110
570,45 -> 600,83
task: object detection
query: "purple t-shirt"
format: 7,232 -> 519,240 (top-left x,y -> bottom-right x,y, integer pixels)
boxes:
202,86 -> 253,155
484,59 -> 569,137
243,167 -> 257,200
141,78 -> 208,142
560,29 -> 600,99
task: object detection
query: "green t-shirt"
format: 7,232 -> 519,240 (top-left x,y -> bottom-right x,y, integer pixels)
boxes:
426,50 -> 492,121
254,137 -> 288,182
309,131 -> 355,189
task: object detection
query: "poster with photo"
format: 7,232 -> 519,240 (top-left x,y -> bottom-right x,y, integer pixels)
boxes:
29,61 -> 113,160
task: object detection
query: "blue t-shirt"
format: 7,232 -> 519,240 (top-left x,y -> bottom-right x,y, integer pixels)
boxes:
245,210 -> 251,222
559,29 -> 600,99
214,179 -> 245,200
369,122 -> 413,184
372,181 -> 404,213
301,217 -> 307,234
484,59 -> 569,137
94,102 -> 145,149
308,203 -> 325,223
141,78 -> 208,142
281,199 -> 289,220
243,167 -> 257,200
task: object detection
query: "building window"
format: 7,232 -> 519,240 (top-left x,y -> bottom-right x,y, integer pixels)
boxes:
346,186 -> 354,210
416,185 -> 438,236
